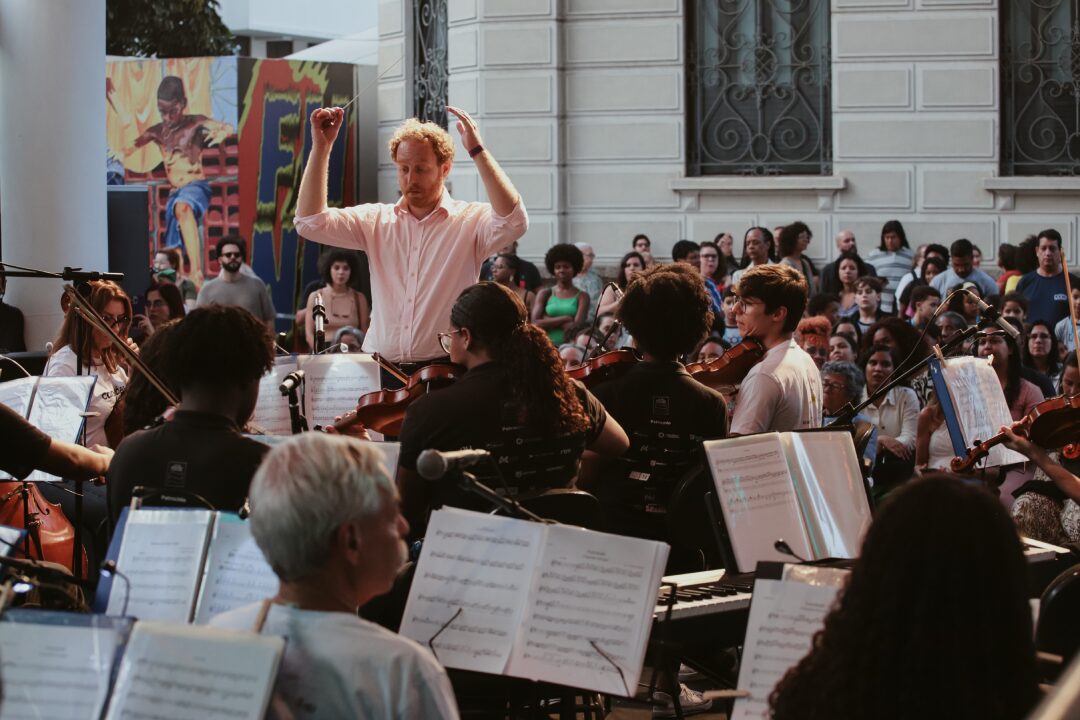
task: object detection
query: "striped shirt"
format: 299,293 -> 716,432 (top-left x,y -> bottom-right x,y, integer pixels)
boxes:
865,247 -> 914,313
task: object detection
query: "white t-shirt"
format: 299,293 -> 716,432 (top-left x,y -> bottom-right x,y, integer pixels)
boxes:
730,338 -> 823,435
210,602 -> 459,720
43,345 -> 127,447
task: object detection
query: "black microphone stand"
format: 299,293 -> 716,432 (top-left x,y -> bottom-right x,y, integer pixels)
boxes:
280,377 -> 308,435
453,470 -> 548,523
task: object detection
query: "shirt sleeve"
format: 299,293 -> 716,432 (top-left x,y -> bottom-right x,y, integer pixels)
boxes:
578,384 -> 609,445
896,388 -> 920,451
293,204 -> 383,252
478,199 -> 529,258
0,404 -> 52,480
729,372 -> 781,436
261,284 -> 276,323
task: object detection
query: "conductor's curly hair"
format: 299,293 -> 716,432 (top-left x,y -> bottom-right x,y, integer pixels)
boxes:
388,118 -> 456,167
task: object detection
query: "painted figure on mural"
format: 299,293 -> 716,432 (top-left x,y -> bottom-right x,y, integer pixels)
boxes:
108,75 -> 233,287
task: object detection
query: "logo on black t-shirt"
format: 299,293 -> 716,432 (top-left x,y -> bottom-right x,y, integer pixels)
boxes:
652,395 -> 671,417
164,460 -> 188,489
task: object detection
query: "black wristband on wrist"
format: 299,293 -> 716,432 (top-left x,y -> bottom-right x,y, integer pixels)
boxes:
468,144 -> 485,158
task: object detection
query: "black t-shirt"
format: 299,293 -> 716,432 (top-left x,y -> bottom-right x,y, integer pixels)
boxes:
0,403 -> 51,479
591,362 -> 727,532
398,361 -> 606,528
106,410 -> 268,522
0,302 -> 26,353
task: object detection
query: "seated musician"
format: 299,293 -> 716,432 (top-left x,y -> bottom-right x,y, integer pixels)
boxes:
729,264 -> 823,435
107,305 -> 274,522
396,282 -> 628,536
770,475 -> 1038,720
209,432 -> 458,719
586,263 -> 727,549
0,403 -> 112,480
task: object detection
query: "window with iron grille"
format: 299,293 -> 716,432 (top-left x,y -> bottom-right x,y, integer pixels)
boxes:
687,0 -> 831,176
1001,0 -> 1080,176
413,0 -> 448,128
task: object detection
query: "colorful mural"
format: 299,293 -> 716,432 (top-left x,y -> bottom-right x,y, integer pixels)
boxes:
106,56 -> 355,317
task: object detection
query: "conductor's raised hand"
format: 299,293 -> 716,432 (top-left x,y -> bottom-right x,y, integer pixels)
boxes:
447,106 -> 483,153
310,107 -> 345,150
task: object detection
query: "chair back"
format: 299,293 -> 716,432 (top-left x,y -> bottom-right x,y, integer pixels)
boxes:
1037,564 -> 1080,665
516,489 -> 601,529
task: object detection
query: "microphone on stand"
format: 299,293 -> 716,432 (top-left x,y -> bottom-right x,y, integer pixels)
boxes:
965,289 -> 1021,340
312,292 -> 327,352
416,448 -> 492,480
279,370 -> 305,395
774,538 -> 809,563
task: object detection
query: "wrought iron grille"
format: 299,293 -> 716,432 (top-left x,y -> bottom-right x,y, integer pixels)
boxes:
687,0 -> 831,176
412,0 -> 448,128
1001,0 -> 1080,175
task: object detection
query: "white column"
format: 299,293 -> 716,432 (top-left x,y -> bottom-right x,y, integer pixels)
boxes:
0,0 -> 107,351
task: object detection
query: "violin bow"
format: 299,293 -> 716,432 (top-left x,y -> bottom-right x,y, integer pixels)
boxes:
65,285 -> 180,406
371,352 -> 410,385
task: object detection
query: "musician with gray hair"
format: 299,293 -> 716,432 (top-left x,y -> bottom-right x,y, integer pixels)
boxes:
210,432 -> 459,719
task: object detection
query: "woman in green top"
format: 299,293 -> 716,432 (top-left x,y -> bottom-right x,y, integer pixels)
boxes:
532,243 -> 589,345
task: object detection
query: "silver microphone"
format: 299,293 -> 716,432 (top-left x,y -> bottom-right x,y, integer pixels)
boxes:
965,289 -> 1020,340
279,369 -> 305,395
416,448 -> 491,480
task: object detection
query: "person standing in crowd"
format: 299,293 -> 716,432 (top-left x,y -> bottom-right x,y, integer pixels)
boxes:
303,248 -> 370,351
1022,319 -> 1063,393
828,332 -> 859,364
894,242 -> 947,308
480,239 -> 541,291
0,274 -> 26,352
1001,291 -> 1029,326
930,238 -> 998,300
897,255 -> 946,317
572,242 -> 603,320
833,251 -> 870,313
946,282 -> 983,327
209,433 -> 459,720
730,264 -> 822,434
1006,235 -> 1039,295
864,220 -> 914,314
716,231 -> 740,278
797,316 -> 831,369
996,243 -> 1020,296
698,241 -> 724,314
1055,285 -> 1080,351
820,359 -> 877,470
909,286 -> 942,331
107,305 -> 275,522
633,233 -> 656,268
295,107 -> 527,382
132,282 -> 185,341
1017,228 -> 1080,328
719,287 -> 742,345
862,344 -> 919,499
597,251 -> 645,317
197,234 -> 276,333
777,221 -> 818,291
842,276 -> 887,335
770,476 -> 1039,720
152,247 -> 198,309
671,239 -> 701,267
490,252 -> 537,311
533,244 -> 590,346
819,229 -> 875,296
396,282 -> 627,535
731,226 -> 774,286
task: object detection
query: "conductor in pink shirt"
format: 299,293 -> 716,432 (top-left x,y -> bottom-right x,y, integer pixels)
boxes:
295,106 -> 528,382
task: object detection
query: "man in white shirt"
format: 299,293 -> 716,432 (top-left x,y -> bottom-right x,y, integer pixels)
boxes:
210,432 -> 458,720
730,264 -> 823,435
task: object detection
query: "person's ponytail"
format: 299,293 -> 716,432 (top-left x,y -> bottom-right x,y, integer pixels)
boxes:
497,323 -> 589,435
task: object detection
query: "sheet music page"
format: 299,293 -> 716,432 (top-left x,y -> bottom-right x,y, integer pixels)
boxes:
298,353 -> 380,429
369,440 -> 401,474
106,509 -> 214,622
0,375 -> 36,418
192,515 -> 278,625
507,525 -> 668,696
104,621 -> 283,720
250,357 -> 298,436
785,432 -> 872,560
399,508 -> 544,675
731,567 -> 848,720
0,617 -> 125,719
704,434 -> 811,572
941,357 -> 1026,467
24,376 -> 98,481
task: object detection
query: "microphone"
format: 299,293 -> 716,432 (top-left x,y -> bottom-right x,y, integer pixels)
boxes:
279,369 -> 305,395
416,448 -> 491,480
774,538 -> 808,563
44,341 -> 53,354
312,293 -> 326,335
966,289 -> 1021,340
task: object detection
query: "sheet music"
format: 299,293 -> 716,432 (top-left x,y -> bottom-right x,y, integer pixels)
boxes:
400,508 -> 544,674
507,525 -> 668,696
0,617 -> 125,720
704,434 -> 812,572
0,526 -> 23,557
24,376 -> 98,482
940,357 -> 1025,468
193,516 -> 278,625
298,353 -> 380,429
106,509 -> 214,622
0,375 -> 35,418
786,432 -> 872,560
104,621 -> 283,720
250,357 -> 298,436
732,567 -> 848,720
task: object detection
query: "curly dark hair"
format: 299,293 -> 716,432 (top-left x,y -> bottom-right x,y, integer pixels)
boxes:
544,243 -> 585,276
215,233 -> 247,262
317,248 -> 360,285
735,264 -> 808,333
165,305 -> 274,392
123,319 -> 180,434
778,221 -> 811,258
451,282 -> 589,435
834,250 -> 869,285
859,316 -> 930,379
617,263 -> 713,358
770,475 -> 1038,720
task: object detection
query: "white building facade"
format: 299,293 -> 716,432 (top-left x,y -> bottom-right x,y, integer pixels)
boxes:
376,0 -> 1080,271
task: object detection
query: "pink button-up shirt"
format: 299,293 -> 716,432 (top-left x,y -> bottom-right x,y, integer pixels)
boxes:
294,192 -> 528,362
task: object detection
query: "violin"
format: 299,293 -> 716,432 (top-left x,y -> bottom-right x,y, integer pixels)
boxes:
565,349 -> 640,388
686,339 -> 766,391
0,481 -> 86,573
333,361 -> 463,436
951,394 -> 1080,473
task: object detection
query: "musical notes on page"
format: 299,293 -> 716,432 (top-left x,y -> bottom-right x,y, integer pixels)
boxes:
106,510 -> 214,623
104,621 -> 283,720
399,509 -> 544,674
731,571 -> 847,720
250,359 -> 298,436
193,517 -> 278,624
507,525 -> 668,697
298,354 -> 380,429
25,376 -> 97,482
940,357 -> 1025,468
0,617 -> 124,720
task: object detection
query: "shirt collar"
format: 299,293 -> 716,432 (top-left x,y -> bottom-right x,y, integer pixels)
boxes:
394,188 -> 457,220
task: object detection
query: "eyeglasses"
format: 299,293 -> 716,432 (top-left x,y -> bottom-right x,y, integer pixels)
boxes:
437,328 -> 464,354
733,296 -> 763,311
821,380 -> 847,392
219,251 -> 242,259
102,314 -> 131,329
